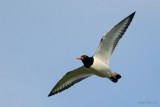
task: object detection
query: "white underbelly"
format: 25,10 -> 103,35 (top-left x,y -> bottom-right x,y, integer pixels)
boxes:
90,58 -> 111,78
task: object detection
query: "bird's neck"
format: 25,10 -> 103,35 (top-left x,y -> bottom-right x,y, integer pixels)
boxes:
82,57 -> 94,68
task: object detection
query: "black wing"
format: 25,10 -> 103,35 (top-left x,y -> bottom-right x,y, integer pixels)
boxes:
48,66 -> 93,96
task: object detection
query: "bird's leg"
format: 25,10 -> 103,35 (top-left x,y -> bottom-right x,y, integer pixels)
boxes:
111,74 -> 116,80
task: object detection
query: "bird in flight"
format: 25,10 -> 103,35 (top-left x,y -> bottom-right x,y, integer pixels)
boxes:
48,12 -> 135,96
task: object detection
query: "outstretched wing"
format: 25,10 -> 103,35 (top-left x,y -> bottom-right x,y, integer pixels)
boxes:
94,12 -> 135,64
48,66 -> 93,96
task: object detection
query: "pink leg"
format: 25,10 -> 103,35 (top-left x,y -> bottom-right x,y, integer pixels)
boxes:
111,74 -> 116,80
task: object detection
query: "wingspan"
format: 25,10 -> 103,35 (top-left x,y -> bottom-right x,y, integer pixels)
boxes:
94,12 -> 135,64
48,66 -> 93,96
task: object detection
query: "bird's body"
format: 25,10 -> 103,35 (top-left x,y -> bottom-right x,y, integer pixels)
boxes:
48,12 -> 135,96
91,57 -> 111,78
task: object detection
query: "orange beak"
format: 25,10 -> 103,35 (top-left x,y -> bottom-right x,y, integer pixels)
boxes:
76,57 -> 84,60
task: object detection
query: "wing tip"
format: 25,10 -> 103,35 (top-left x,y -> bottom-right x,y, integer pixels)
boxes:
48,89 -> 61,97
48,92 -> 56,97
129,11 -> 136,19
48,94 -> 51,97
132,11 -> 136,15
48,93 -> 52,97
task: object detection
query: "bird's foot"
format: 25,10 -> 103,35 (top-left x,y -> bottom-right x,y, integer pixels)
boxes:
110,74 -> 118,83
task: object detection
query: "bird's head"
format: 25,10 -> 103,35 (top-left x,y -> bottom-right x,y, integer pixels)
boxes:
76,55 -> 93,68
76,55 -> 89,61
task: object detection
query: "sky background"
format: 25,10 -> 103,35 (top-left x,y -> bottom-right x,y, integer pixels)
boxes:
0,0 -> 160,107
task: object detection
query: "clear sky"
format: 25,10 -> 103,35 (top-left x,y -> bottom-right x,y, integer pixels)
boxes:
0,0 -> 160,107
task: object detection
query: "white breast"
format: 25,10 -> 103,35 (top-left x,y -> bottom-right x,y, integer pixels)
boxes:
90,57 -> 111,78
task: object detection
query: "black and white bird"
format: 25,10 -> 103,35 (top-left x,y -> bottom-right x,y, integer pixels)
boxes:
48,12 -> 135,96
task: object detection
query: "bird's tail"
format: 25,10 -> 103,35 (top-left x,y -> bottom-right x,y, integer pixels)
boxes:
110,72 -> 121,83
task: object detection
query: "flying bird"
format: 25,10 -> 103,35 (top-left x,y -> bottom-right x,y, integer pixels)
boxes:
48,12 -> 135,96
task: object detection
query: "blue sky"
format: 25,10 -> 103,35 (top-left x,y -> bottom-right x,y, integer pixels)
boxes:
0,0 -> 160,107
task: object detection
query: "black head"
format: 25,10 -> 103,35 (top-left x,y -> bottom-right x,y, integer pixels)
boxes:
76,55 -> 89,60
76,55 -> 94,68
